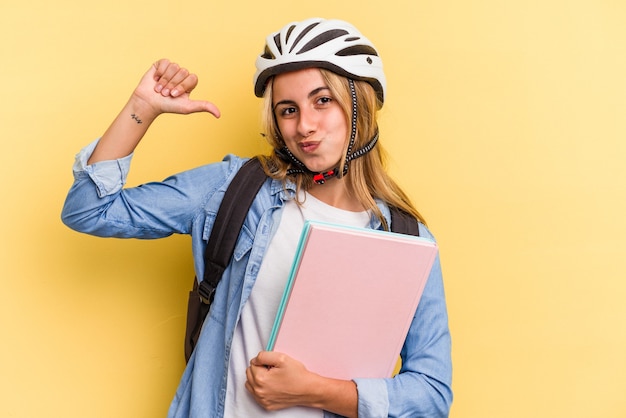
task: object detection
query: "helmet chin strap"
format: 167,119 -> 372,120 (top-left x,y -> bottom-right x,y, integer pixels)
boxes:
277,79 -> 379,185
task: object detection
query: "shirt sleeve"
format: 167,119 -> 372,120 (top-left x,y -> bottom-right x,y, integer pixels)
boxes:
353,225 -> 453,418
72,138 -> 134,198
61,139 -> 241,240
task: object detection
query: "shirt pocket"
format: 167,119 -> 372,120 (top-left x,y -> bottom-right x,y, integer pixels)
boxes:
233,223 -> 254,261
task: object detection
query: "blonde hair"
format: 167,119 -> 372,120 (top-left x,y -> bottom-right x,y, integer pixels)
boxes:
257,69 -> 426,228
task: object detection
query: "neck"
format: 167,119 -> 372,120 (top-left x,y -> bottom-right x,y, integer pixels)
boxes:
307,177 -> 365,212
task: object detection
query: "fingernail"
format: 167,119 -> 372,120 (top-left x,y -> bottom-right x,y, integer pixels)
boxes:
171,89 -> 179,97
155,84 -> 163,93
162,88 -> 170,96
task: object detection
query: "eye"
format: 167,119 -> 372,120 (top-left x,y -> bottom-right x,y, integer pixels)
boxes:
275,106 -> 298,118
316,96 -> 333,106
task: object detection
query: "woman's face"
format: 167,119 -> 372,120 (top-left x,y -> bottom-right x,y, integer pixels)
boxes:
272,68 -> 348,174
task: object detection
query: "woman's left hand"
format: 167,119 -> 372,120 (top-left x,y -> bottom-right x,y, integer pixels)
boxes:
245,351 -> 321,411
246,351 -> 358,416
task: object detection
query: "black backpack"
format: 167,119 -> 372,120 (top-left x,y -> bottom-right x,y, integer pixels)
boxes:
184,157 -> 420,362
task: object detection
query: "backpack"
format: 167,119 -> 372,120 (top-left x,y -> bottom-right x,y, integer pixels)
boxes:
184,157 -> 420,362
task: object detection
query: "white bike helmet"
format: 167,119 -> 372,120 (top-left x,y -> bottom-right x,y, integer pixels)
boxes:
253,18 -> 386,107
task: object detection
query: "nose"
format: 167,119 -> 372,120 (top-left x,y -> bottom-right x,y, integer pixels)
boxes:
297,107 -> 318,138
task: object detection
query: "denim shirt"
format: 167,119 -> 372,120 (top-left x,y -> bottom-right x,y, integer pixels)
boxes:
62,140 -> 453,418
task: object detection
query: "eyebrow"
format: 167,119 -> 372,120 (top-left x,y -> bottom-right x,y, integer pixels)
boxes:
273,86 -> 331,110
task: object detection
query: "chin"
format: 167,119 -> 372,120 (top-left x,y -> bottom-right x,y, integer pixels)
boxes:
302,158 -> 342,174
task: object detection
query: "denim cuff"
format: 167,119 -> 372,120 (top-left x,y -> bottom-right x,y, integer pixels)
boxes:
72,138 -> 133,197
354,378 -> 389,418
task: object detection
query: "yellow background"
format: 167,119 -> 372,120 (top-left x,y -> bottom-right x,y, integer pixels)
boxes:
1,1 -> 625,417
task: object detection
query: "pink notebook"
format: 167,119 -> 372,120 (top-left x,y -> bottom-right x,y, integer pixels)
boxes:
266,220 -> 438,380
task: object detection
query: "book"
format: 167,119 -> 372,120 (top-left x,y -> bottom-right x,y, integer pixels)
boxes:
266,220 -> 438,380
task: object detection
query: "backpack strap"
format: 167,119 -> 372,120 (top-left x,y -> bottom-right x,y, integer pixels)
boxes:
185,157 -> 266,361
389,206 -> 421,237
198,157 -> 267,304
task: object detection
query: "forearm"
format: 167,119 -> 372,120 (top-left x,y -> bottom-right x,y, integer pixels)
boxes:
88,95 -> 157,164
306,376 -> 358,418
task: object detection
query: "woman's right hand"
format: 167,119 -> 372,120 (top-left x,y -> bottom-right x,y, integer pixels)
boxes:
131,59 -> 221,119
88,60 -> 220,165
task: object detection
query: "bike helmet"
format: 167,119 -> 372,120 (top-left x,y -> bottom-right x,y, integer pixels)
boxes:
254,18 -> 386,107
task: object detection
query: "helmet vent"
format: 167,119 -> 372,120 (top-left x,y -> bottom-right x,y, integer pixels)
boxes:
269,33 -> 282,56
296,29 -> 349,54
261,44 -> 276,59
289,22 -> 321,53
285,25 -> 296,43
335,45 -> 379,57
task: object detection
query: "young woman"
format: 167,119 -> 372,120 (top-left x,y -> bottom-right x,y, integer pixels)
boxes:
62,18 -> 452,418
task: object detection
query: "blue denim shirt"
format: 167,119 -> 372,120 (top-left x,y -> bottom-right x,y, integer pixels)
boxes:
62,140 -> 453,418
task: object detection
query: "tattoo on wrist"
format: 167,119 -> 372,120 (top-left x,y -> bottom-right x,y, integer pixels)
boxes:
130,113 -> 143,124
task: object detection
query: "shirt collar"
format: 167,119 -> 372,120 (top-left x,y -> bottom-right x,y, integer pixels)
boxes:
270,177 -> 390,230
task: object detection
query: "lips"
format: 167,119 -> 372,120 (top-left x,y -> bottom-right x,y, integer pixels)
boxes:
299,141 -> 320,153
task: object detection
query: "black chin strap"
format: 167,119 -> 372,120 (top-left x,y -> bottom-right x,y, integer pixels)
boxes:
277,79 -> 378,185
281,132 -> 379,184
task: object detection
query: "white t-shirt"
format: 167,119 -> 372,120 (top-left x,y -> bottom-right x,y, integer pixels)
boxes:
224,192 -> 370,417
